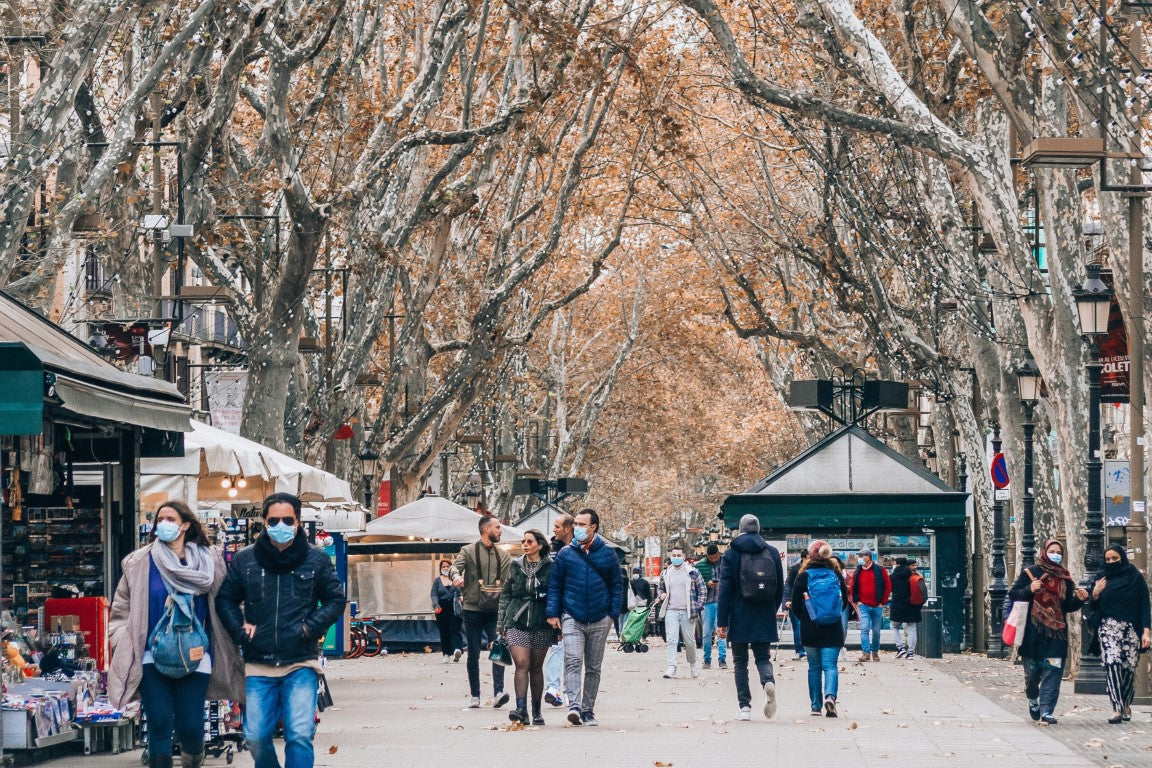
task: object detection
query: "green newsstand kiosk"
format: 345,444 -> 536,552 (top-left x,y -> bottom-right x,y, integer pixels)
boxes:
722,425 -> 969,652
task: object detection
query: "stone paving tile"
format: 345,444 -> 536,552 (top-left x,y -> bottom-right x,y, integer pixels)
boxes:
35,645 -> 1105,768
930,653 -> 1152,768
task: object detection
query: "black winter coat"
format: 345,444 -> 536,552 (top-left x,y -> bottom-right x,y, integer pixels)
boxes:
717,532 -> 783,644
1007,566 -> 1084,661
790,565 -> 849,649
216,542 -> 346,667
889,565 -> 922,624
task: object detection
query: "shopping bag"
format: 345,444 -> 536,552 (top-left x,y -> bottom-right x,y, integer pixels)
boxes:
489,635 -> 513,667
1001,600 -> 1029,648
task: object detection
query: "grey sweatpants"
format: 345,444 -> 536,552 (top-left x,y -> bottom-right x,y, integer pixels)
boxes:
562,615 -> 612,714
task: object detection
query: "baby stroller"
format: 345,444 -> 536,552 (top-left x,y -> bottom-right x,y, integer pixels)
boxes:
619,606 -> 652,652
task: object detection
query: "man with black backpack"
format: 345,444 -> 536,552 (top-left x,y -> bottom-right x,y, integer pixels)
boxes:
716,514 -> 784,722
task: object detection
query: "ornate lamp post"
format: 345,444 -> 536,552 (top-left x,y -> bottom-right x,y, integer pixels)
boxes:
357,444 -> 380,520
1016,353 -> 1042,567
988,423 -> 1009,658
1072,263 -> 1113,694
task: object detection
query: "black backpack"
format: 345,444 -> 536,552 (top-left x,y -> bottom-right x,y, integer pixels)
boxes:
739,546 -> 778,603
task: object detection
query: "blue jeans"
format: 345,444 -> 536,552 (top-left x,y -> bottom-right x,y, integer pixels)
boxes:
790,612 -> 804,655
544,642 -> 563,696
139,665 -> 209,758
804,646 -> 840,710
245,667 -> 318,768
858,604 -> 885,653
701,603 -> 726,664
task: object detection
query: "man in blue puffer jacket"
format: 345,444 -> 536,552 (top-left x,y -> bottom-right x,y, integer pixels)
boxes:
546,508 -> 622,727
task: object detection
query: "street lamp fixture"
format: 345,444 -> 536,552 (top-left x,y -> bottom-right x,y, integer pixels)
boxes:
357,444 -> 380,519
1072,263 -> 1112,695
1016,352 -> 1041,567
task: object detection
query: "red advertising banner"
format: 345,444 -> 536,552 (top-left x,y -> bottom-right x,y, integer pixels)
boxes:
1100,274 -> 1130,403
377,478 -> 392,517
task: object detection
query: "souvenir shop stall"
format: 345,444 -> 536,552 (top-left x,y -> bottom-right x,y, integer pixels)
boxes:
722,426 -> 969,652
0,293 -> 192,757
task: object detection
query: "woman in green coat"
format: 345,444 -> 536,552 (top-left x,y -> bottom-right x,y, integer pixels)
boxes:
497,529 -> 554,725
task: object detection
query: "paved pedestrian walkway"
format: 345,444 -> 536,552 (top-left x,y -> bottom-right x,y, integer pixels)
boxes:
38,646 -> 1146,767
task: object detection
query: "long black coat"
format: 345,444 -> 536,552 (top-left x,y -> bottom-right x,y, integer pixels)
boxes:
716,532 -> 784,644
1008,566 -> 1084,661
789,564 -> 849,649
889,565 -> 922,624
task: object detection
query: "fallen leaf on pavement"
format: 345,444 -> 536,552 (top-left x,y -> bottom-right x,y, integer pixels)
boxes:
848,721 -> 858,730
328,746 -> 338,754
655,762 -> 673,767
506,721 -> 525,731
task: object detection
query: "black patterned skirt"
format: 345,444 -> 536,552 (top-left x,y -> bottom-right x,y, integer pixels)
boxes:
505,627 -> 555,650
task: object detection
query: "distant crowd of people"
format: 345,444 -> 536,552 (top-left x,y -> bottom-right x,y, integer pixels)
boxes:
445,512 -> 1151,727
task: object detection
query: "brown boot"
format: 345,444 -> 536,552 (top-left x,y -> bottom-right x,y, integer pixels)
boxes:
871,652 -> 880,661
858,652 -> 870,662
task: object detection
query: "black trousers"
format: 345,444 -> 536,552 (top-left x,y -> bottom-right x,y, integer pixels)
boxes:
731,642 -> 774,709
435,599 -> 463,654
463,609 -> 505,697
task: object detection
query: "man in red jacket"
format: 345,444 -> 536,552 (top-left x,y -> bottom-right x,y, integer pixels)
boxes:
850,548 -> 891,662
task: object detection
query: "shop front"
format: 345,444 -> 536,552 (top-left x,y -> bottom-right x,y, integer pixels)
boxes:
0,293 -> 191,755
722,425 -> 969,652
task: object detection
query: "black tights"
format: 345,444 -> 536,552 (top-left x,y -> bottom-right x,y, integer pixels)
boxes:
510,646 -> 548,710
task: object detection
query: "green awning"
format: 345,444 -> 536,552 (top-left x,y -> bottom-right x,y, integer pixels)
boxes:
0,343 -> 44,435
722,493 -> 968,531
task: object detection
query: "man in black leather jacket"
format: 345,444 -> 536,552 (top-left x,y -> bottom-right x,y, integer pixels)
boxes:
216,493 -> 345,768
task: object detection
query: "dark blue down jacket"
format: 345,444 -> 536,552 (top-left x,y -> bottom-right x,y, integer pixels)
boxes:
546,536 -> 623,624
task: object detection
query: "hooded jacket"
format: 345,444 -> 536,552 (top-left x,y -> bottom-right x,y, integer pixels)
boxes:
888,564 -> 922,623
716,532 -> 784,644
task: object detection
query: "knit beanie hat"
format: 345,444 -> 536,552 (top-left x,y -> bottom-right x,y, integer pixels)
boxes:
738,514 -> 760,533
808,540 -> 833,560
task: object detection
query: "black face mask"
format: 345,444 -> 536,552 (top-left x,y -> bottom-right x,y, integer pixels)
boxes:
1104,559 -> 1126,576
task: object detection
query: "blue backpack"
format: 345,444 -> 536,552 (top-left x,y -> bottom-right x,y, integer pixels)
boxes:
147,591 -> 209,678
804,569 -> 843,626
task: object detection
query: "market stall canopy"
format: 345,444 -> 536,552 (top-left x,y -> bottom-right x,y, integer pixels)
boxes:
351,495 -> 524,541
141,419 -> 354,502
0,292 -> 190,434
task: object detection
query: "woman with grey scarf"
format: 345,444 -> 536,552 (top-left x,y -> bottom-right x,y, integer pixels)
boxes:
109,501 -> 243,768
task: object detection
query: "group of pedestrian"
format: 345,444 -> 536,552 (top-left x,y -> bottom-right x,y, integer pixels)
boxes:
107,494 -> 346,768
450,509 -> 621,726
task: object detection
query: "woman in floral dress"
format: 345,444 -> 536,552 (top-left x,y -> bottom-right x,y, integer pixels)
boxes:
1087,545 -> 1151,723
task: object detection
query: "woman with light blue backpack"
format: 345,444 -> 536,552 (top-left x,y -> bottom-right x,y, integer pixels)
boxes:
108,501 -> 243,768
790,541 -> 850,718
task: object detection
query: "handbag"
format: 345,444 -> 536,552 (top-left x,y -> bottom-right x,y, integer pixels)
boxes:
488,635 -> 513,667
1002,600 -> 1029,648
147,591 -> 209,678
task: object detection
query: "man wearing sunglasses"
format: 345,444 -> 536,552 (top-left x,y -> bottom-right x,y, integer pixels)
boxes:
217,493 -> 345,768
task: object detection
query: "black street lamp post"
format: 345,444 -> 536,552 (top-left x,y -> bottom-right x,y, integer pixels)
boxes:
988,423 -> 1009,658
1016,353 -> 1042,567
357,444 -> 380,521
1072,263 -> 1113,695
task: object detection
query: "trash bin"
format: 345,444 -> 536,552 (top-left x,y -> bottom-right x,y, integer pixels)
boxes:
916,597 -> 944,658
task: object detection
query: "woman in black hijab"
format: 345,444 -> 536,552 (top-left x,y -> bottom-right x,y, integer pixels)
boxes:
1088,545 -> 1151,723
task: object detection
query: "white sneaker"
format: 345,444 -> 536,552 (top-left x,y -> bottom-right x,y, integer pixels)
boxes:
763,681 -> 777,719
663,666 -> 676,679
453,648 -> 463,662
443,655 -> 451,664
737,707 -> 751,721
690,662 -> 701,678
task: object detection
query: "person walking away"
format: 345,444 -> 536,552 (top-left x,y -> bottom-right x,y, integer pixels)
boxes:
851,548 -> 891,661
791,541 -> 850,718
1007,538 -> 1089,725
1085,545 -> 1151,723
716,514 -> 783,721
497,530 -> 555,725
215,493 -> 345,768
543,514 -> 574,708
656,547 -> 705,679
782,549 -> 809,659
451,515 -> 512,708
431,560 -> 463,663
889,557 -> 924,659
109,501 -> 243,768
546,508 -> 622,727
695,544 -> 727,669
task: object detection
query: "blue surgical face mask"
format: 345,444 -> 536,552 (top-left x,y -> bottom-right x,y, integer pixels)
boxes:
1048,552 -> 1062,565
573,525 -> 589,544
268,522 -> 297,545
155,520 -> 182,543
670,557 -> 684,567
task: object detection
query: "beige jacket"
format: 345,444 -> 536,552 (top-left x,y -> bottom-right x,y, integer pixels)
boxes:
107,543 -> 245,708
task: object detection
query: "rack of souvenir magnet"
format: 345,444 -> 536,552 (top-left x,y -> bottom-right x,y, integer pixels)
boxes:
218,517 -> 250,564
7,507 -> 104,623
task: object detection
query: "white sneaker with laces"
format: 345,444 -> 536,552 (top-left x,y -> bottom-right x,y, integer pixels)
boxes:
762,681 -> 777,719
690,662 -> 701,678
663,666 -> 676,679
737,707 -> 751,721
